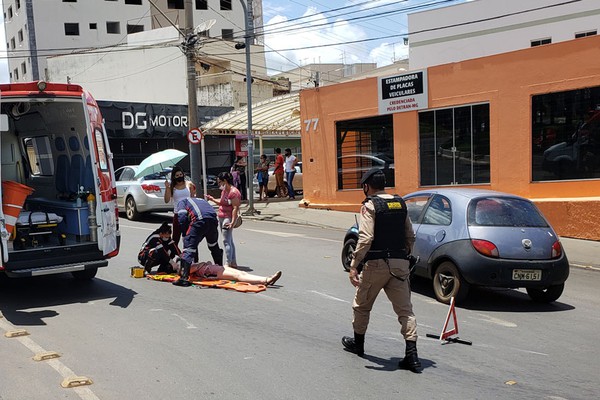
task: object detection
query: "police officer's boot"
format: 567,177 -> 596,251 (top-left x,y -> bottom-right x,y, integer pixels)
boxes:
399,340 -> 421,373
341,332 -> 365,357
172,259 -> 192,287
210,246 -> 224,266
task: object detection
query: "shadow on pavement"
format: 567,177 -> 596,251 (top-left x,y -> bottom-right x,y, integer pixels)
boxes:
0,274 -> 137,326
410,277 -> 574,313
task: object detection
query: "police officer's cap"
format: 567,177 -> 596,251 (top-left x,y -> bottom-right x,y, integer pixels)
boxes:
360,168 -> 385,185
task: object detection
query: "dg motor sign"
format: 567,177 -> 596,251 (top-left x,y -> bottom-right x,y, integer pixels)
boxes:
378,70 -> 428,115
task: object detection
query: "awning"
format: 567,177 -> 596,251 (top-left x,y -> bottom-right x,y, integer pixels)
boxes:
200,92 -> 300,136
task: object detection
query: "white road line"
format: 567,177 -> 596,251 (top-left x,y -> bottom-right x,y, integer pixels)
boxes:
308,290 -> 349,303
119,224 -> 155,232
245,228 -> 340,242
256,293 -> 283,301
172,313 -> 198,329
0,318 -> 100,400
472,313 -> 518,328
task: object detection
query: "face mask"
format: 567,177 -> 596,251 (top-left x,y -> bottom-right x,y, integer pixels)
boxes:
219,184 -> 226,190
175,176 -> 185,183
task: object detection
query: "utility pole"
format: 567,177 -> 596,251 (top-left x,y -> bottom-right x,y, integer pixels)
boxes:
185,0 -> 201,190
239,0 -> 258,216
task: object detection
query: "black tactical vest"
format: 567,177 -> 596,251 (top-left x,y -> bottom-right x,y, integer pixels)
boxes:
363,195 -> 408,261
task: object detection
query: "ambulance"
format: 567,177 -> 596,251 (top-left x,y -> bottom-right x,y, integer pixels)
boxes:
0,81 -> 120,280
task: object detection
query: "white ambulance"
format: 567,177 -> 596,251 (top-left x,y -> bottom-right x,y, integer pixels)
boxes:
0,81 -> 120,280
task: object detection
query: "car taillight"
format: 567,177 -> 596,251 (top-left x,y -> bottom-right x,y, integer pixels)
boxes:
471,239 -> 499,258
551,240 -> 562,259
141,184 -> 161,194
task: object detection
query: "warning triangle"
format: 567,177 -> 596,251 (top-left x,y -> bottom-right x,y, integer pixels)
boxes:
439,296 -> 459,340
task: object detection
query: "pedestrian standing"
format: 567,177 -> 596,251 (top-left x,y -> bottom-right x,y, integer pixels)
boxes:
205,172 -> 241,269
164,165 -> 196,249
232,156 -> 247,201
341,168 -> 421,373
284,148 -> 298,200
273,148 -> 285,197
257,154 -> 270,201
173,197 -> 223,287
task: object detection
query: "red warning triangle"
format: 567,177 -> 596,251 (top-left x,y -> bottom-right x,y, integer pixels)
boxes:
439,297 -> 459,340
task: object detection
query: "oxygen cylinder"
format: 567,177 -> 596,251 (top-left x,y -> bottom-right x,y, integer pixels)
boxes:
87,193 -> 98,242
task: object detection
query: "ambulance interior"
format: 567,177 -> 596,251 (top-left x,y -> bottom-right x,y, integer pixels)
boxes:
1,98 -> 99,251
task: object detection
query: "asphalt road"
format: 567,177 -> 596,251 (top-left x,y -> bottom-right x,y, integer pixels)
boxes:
1,215 -> 599,400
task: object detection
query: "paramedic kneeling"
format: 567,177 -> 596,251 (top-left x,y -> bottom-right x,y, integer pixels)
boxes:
341,168 -> 421,373
173,197 -> 223,287
138,222 -> 180,274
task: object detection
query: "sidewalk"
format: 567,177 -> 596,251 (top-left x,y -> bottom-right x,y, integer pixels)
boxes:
239,197 -> 600,270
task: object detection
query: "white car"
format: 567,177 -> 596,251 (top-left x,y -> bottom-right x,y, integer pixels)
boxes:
115,166 -> 173,220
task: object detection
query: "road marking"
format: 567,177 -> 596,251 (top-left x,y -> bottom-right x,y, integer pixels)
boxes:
472,313 -> 517,328
172,313 -> 198,329
571,263 -> 600,271
256,294 -> 283,302
0,318 -> 100,400
308,290 -> 349,303
245,228 -> 340,242
119,224 -> 155,232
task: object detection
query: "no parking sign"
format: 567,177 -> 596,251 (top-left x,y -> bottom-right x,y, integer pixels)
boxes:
187,128 -> 203,144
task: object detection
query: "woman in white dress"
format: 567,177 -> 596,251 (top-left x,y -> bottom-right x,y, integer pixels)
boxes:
164,165 -> 196,248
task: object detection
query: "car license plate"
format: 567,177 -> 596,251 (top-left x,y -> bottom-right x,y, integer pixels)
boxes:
512,269 -> 542,281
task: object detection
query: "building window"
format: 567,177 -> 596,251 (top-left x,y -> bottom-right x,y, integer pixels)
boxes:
63,0 -> 77,2
14,68 -> 19,80
531,38 -> 551,47
532,86 -> 600,181
418,104 -> 490,186
220,0 -> 232,11
336,115 -> 395,190
167,0 -> 184,9
90,23 -> 97,30
21,62 -> 26,75
10,37 -> 15,49
125,0 -> 143,4
221,29 -> 234,41
107,21 -> 121,34
8,6 -> 12,19
575,30 -> 597,38
16,0 -> 21,10
196,0 -> 208,10
18,29 -> 23,43
64,23 -> 80,36
127,24 -> 144,34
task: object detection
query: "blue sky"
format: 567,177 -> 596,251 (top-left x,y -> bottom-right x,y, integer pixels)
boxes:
0,0 -> 468,82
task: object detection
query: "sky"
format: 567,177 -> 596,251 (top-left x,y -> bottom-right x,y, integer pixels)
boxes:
0,0 -> 469,83
260,0 -> 470,74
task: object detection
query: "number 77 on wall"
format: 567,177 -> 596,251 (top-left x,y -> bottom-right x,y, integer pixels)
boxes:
303,118 -> 319,133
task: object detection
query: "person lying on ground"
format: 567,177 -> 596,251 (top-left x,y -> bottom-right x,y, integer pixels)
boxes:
172,260 -> 282,287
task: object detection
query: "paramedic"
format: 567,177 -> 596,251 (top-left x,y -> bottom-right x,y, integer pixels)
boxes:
137,222 -> 180,274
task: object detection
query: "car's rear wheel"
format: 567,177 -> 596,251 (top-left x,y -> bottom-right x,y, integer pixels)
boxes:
72,267 -> 98,281
526,283 -> 564,303
341,238 -> 357,272
125,196 -> 140,221
433,261 -> 469,304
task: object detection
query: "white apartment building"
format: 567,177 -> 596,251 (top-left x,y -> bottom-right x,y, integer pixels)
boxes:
2,0 -> 256,82
408,0 -> 599,69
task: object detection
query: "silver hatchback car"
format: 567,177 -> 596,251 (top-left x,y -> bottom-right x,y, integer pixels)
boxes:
115,165 -> 173,220
341,188 -> 570,304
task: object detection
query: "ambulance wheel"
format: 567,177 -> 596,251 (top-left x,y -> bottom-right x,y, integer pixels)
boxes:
72,267 -> 98,280
125,196 -> 140,221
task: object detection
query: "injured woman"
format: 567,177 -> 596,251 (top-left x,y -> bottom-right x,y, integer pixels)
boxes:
172,260 -> 282,288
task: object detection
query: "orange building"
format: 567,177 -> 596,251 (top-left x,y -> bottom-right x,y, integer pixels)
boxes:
299,35 -> 600,240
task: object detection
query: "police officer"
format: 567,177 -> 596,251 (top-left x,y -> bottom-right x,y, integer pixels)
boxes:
341,168 -> 421,373
173,197 -> 223,287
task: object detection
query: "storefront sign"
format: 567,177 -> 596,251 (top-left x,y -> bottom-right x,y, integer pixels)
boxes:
378,70 -> 428,115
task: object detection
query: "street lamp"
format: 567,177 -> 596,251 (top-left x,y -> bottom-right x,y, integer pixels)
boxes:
239,0 -> 258,216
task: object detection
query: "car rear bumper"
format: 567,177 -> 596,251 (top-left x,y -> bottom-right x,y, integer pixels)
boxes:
431,240 -> 570,288
135,194 -> 173,213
